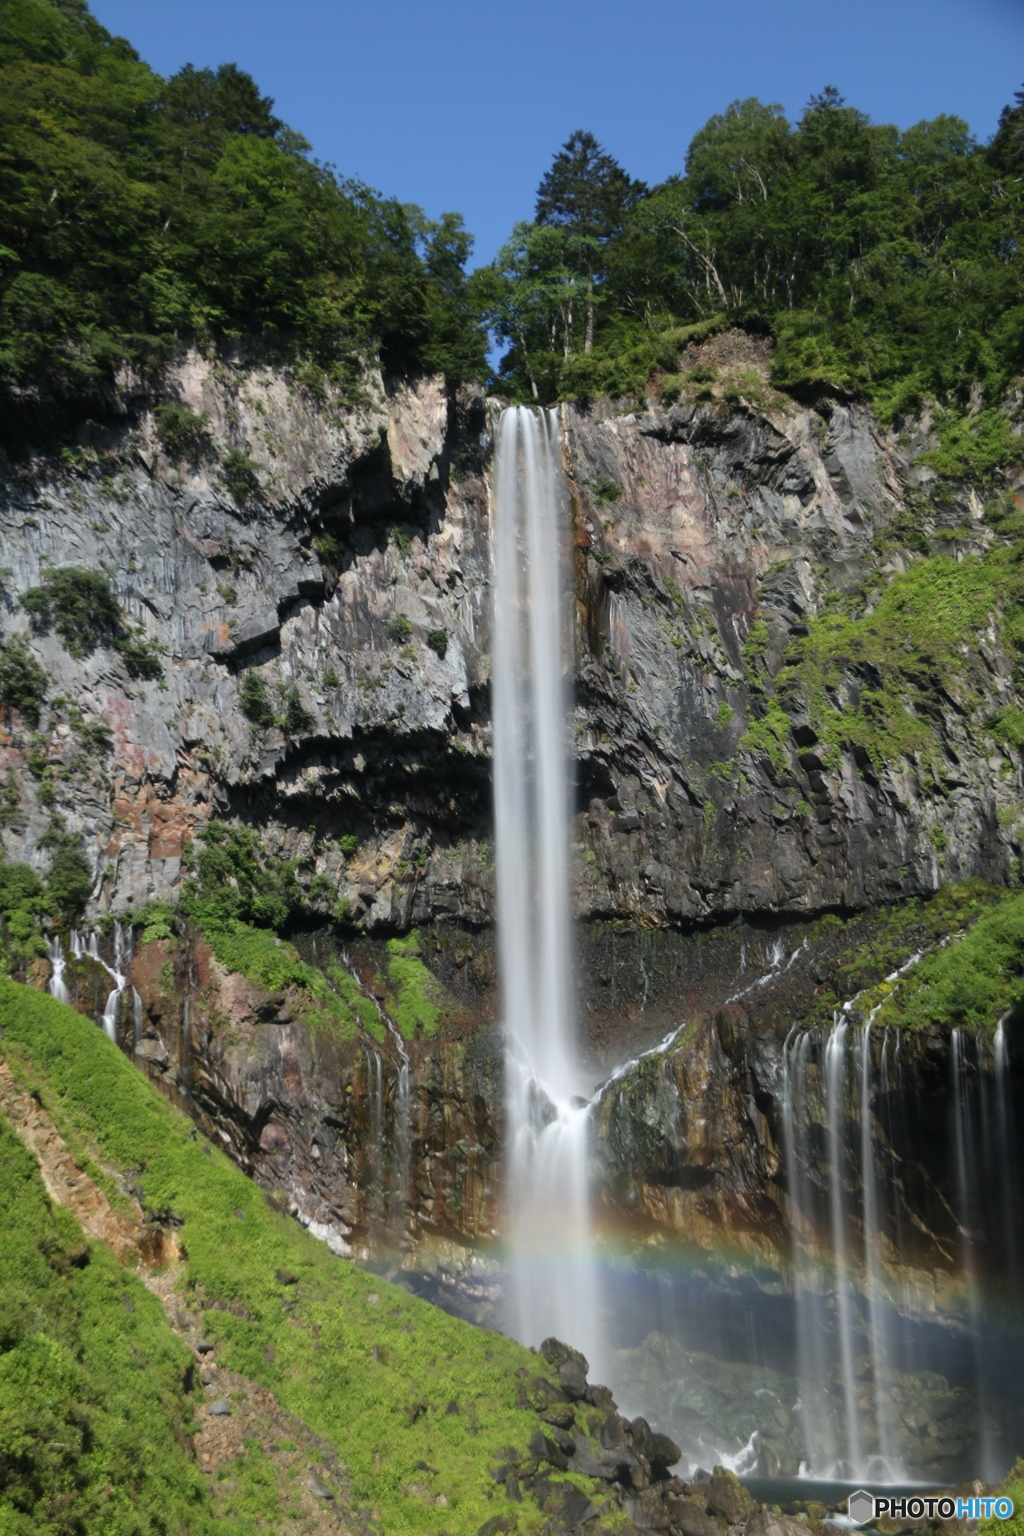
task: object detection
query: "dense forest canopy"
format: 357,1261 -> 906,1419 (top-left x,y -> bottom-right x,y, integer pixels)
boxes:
486,89 -> 1024,468
0,0 -> 484,414
1,0 -> 1022,473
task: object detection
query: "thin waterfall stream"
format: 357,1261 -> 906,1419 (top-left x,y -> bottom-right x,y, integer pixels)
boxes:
492,404 -> 603,1370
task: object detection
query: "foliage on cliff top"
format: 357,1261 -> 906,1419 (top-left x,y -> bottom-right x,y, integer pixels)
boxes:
0,0 -> 485,429
487,93 -> 1024,466
0,979 -> 616,1534
0,1110 -> 220,1535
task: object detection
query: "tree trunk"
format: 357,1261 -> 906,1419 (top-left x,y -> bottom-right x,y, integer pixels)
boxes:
585,274 -> 594,353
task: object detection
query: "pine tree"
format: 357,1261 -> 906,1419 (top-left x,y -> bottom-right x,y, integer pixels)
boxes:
535,130 -> 644,351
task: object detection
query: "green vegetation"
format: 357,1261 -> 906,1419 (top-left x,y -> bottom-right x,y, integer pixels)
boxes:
485,91 -> 1024,459
0,636 -> 47,726
796,882 -> 1020,1032
238,671 -> 315,736
38,821 -> 92,923
870,889 -> 1024,1032
0,1112 -> 223,1535
0,980 -> 617,1534
238,669 -> 275,728
20,568 -> 162,680
0,0 -> 486,438
219,446 -> 261,505
177,821 -> 369,1036
387,612 -> 413,644
0,858 -> 47,967
426,627 -> 448,659
737,539 -> 1024,773
384,930 -> 442,1039
21,568 -> 120,660
153,401 -> 210,463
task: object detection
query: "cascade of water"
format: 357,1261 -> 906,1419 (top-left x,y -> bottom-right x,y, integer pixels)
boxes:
132,986 -> 144,1054
48,935 -> 70,1004
782,1029 -> 839,1473
493,405 -> 600,1366
951,1030 -> 999,1480
994,1018 -> 1019,1293
824,1020 -> 864,1476
858,1026 -> 904,1478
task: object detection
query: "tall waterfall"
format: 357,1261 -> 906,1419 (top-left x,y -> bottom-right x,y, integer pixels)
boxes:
492,405 -> 601,1367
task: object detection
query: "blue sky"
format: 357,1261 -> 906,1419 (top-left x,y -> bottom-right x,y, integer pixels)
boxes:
90,0 -> 1023,269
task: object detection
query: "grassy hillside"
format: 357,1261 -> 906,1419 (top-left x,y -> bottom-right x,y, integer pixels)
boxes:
0,1110 -> 221,1535
0,977 -> 625,1535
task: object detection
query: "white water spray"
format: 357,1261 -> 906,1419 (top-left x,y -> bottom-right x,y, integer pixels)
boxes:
493,405 -> 601,1367
48,935 -> 70,1004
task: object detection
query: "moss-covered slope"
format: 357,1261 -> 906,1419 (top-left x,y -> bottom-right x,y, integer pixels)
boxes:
0,978 -> 629,1534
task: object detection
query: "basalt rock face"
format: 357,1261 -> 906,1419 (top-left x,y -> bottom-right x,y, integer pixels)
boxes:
2,356 -> 1020,932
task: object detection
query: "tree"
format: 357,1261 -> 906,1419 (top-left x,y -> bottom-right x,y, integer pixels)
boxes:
990,84 -> 1024,172
535,130 -> 644,351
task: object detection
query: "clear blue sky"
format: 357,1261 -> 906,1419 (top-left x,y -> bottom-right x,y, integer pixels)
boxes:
89,0 -> 1023,270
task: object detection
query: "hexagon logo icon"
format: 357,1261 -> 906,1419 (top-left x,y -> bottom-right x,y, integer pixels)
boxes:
848,1490 -> 876,1525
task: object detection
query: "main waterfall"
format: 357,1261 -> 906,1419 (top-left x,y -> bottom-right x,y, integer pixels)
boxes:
492,405 -> 602,1368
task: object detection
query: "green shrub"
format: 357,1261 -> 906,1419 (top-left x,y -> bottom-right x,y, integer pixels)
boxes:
917,409 -> 1023,481
20,569 -> 162,680
387,612 -> 412,644
220,447 -> 261,505
21,568 -> 120,659
279,685 -> 314,736
113,623 -> 163,681
239,669 -> 275,727
339,834 -> 359,858
0,636 -> 47,726
39,822 -> 92,922
0,858 -> 47,966
426,628 -> 448,659
153,402 -> 211,463
592,474 -> 622,505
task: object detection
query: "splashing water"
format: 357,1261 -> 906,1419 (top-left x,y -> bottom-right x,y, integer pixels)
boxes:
493,404 -> 602,1368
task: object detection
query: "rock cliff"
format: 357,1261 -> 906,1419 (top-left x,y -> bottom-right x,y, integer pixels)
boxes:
2,340 -> 1020,933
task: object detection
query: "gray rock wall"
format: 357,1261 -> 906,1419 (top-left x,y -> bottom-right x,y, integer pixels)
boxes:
1,353 -> 1021,932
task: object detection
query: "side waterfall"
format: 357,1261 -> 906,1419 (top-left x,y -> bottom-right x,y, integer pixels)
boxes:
493,404 -> 601,1367
782,1016 -> 1018,1480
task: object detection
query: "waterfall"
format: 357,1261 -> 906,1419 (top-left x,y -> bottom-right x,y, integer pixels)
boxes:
132,985 -> 144,1054
951,1030 -> 999,1480
48,935 -> 70,1004
48,924 -> 129,1042
858,1027 -> 904,1479
493,405 -> 601,1367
